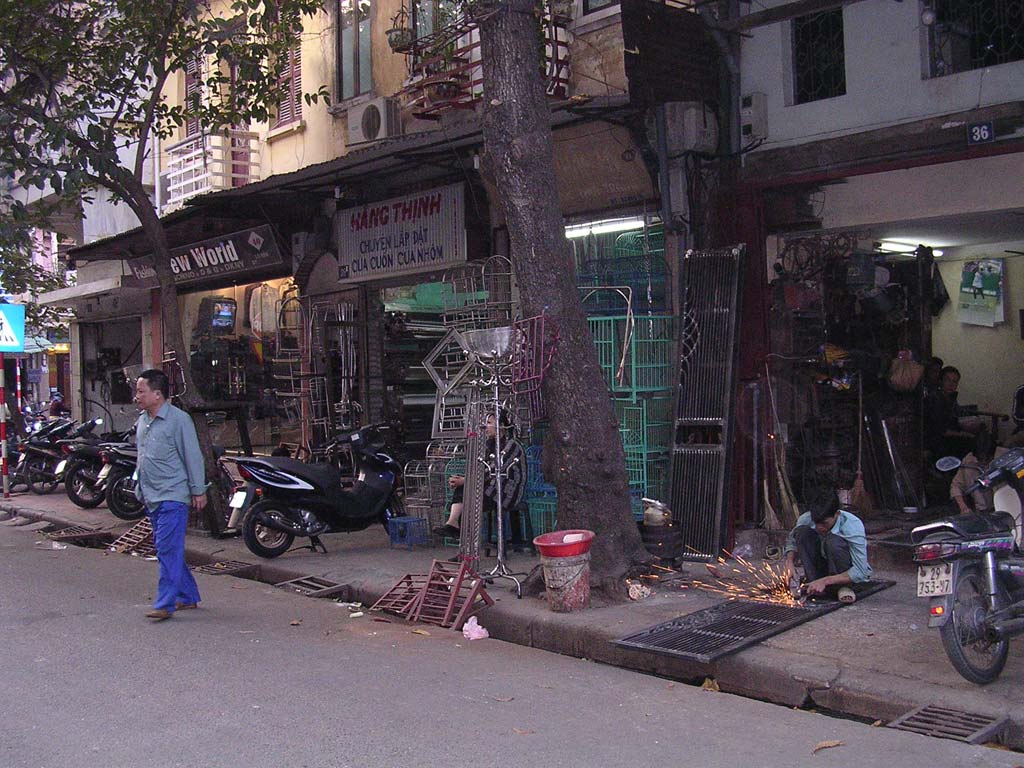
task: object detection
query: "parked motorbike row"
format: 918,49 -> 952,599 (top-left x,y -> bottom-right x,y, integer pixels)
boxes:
5,417 -> 145,519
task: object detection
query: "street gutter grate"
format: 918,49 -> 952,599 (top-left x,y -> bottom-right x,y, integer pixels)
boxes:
192,560 -> 256,576
46,525 -> 109,543
274,575 -> 348,599
887,705 -> 1009,744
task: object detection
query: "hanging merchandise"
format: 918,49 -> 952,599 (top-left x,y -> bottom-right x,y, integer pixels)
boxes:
245,282 -> 281,336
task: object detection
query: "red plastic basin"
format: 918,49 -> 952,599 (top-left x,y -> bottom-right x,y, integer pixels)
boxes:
533,529 -> 595,558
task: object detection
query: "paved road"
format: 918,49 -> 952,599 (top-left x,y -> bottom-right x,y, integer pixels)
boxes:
0,520 -> 1018,768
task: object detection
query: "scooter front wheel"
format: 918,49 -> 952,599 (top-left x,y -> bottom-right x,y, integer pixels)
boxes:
940,563 -> 1009,684
242,502 -> 295,559
65,464 -> 104,508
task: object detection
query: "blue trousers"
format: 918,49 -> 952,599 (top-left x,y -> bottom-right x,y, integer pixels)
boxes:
148,501 -> 201,612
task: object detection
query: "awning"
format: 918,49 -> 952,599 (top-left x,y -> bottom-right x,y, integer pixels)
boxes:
37,276 -> 147,308
23,336 -> 52,354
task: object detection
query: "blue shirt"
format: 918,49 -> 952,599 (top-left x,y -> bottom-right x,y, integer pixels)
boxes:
135,401 -> 206,506
784,509 -> 873,583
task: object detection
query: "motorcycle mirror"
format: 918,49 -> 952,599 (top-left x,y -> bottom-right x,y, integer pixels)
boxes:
936,456 -> 962,472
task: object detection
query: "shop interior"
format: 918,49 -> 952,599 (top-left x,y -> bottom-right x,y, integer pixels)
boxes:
760,222 -> 1024,537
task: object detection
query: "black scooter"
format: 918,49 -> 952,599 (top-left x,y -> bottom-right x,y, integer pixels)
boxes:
97,444 -> 144,520
57,424 -> 135,508
912,447 -> 1024,684
228,424 -> 405,558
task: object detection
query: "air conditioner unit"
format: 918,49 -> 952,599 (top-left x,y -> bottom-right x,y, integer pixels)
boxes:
740,92 -> 767,142
347,97 -> 402,146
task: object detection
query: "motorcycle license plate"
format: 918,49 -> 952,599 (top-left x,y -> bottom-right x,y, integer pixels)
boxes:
917,562 -> 953,597
97,465 -> 111,481
229,490 -> 247,509
55,460 -> 67,476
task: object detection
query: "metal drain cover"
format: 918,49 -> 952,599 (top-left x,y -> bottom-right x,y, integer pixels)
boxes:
887,705 -> 1009,744
192,560 -> 256,576
614,600 -> 837,664
275,575 -> 347,598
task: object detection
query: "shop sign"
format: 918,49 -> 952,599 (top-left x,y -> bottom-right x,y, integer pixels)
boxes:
337,184 -> 466,284
127,225 -> 285,288
0,303 -> 26,353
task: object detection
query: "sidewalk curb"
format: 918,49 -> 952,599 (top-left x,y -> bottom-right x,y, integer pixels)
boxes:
6,501 -> 1021,747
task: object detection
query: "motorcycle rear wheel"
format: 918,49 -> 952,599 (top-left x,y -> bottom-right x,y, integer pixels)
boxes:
105,468 -> 146,521
242,502 -> 295,559
65,464 -> 104,508
28,456 -> 58,495
940,563 -> 1009,685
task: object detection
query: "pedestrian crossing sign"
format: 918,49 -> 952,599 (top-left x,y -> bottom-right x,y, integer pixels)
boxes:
0,304 -> 26,352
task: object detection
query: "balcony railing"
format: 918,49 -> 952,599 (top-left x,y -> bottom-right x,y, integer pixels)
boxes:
160,129 -> 260,214
394,9 -> 570,119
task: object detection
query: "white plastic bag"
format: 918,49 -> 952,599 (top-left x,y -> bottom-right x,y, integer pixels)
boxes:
462,616 -> 489,640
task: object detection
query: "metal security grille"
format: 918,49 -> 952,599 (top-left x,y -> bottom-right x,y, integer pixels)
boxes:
793,9 -> 846,104
929,0 -> 1024,77
615,600 -> 836,664
670,246 -> 744,562
887,705 -> 1009,744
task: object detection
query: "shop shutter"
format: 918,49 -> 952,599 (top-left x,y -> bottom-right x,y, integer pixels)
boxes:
185,56 -> 202,137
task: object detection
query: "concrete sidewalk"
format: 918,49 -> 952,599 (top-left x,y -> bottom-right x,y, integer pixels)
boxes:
4,490 -> 1024,748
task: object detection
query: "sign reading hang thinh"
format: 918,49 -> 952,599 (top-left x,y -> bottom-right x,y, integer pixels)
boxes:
337,183 -> 466,285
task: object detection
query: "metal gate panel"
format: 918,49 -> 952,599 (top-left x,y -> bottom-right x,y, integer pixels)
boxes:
669,446 -> 725,561
670,246 -> 744,562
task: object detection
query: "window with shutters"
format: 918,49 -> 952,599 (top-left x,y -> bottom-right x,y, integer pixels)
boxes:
185,56 -> 202,137
275,41 -> 302,127
339,0 -> 372,101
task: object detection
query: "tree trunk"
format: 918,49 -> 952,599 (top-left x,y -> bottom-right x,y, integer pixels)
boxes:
134,198 -> 227,535
477,0 -> 649,590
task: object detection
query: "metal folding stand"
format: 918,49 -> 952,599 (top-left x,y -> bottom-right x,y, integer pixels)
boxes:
459,327 -> 526,598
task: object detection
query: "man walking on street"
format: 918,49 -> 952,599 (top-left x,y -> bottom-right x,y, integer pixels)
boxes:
134,369 -> 204,621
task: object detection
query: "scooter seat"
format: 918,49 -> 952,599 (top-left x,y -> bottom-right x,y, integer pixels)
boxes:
261,457 -> 342,492
947,513 -> 1015,538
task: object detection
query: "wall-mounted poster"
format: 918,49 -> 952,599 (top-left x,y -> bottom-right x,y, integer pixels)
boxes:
959,257 -> 1004,327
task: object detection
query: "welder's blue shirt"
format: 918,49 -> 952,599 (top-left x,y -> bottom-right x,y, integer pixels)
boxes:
784,509 -> 872,583
135,401 -> 206,506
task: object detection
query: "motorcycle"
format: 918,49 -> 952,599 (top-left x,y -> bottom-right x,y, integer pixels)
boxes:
56,423 -> 135,509
228,424 -> 404,558
97,444 -> 144,520
911,447 -> 1024,684
14,418 -> 84,494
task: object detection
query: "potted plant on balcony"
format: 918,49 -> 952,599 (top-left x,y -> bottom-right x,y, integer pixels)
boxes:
387,5 -> 414,51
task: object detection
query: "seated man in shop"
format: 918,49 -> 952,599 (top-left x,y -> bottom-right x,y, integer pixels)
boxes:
950,431 -> 1006,515
782,489 -> 872,603
923,365 -> 982,459
432,411 -> 526,541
